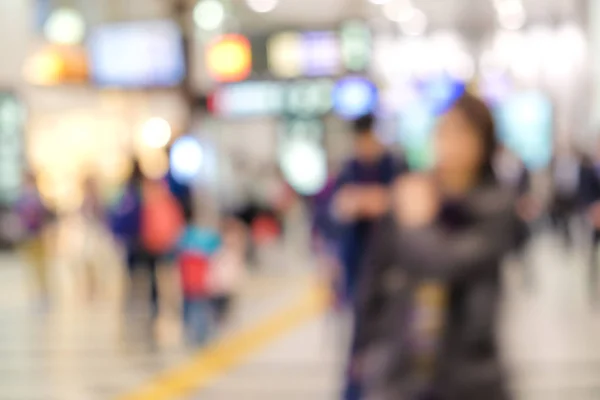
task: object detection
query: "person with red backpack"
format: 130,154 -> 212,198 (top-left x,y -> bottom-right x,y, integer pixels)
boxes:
109,161 -> 184,319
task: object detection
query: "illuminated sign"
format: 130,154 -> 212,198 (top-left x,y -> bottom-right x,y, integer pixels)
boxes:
212,81 -> 284,117
0,94 -> 24,205
212,79 -> 333,118
89,20 -> 185,87
398,100 -> 436,170
269,31 -> 341,78
284,79 -> 334,116
496,92 -> 553,169
340,21 -> 371,72
268,32 -> 303,79
302,31 -> 340,76
206,34 -> 252,83
23,46 -> 88,86
332,76 -> 378,119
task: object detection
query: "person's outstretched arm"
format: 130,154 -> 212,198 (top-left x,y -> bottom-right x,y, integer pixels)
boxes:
401,199 -> 525,282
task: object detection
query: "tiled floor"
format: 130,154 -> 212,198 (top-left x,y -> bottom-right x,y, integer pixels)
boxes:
189,234 -> 600,400
3,232 -> 600,400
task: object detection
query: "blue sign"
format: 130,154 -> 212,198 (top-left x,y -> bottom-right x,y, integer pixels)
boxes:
496,92 -> 553,170
418,75 -> 465,115
398,100 -> 437,170
332,77 -> 378,119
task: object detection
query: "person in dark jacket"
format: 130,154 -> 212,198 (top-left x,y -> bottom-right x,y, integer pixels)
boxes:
333,113 -> 408,400
354,93 -> 527,400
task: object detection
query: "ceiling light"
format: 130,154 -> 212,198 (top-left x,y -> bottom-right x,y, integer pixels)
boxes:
44,8 -> 85,45
399,8 -> 427,36
246,0 -> 279,13
496,0 -> 526,30
444,50 -> 475,82
383,0 -> 415,22
194,0 -> 225,31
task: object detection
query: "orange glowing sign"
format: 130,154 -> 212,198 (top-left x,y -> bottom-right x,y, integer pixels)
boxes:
23,45 -> 88,86
206,34 -> 252,82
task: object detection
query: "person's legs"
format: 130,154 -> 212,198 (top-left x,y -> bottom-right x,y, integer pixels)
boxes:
147,255 -> 159,319
590,230 -> 600,303
183,298 -> 212,344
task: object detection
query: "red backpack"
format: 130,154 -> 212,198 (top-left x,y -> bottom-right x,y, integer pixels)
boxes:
141,181 -> 185,254
179,251 -> 211,298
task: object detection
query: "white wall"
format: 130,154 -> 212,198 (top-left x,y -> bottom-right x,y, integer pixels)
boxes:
0,0 -> 33,89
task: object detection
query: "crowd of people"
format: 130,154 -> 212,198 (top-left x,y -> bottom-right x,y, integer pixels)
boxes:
11,89 -> 600,398
13,158 -> 256,344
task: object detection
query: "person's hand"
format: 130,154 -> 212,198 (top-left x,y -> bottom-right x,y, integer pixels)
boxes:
360,185 -> 390,217
335,185 -> 361,221
516,196 -> 540,222
589,202 -> 600,228
392,174 -> 439,228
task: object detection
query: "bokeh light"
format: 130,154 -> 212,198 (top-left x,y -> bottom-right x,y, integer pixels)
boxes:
333,77 -> 378,119
194,0 -> 225,31
140,118 -> 172,149
206,34 -> 252,82
44,8 -> 86,45
170,136 -> 205,184
246,0 -> 279,13
279,140 -> 327,196
268,32 -> 303,78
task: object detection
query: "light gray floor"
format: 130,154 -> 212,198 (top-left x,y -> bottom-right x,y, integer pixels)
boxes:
189,233 -> 600,400
3,232 -> 600,400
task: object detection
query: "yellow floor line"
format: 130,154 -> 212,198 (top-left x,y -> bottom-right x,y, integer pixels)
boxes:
117,281 -> 330,400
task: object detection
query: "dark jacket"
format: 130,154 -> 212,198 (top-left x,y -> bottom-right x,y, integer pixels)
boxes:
355,183 -> 526,400
334,153 -> 407,301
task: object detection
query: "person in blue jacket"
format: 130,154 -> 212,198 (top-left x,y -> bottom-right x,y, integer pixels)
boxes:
332,113 -> 408,400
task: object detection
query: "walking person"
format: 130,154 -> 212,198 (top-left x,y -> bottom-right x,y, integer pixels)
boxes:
549,147 -> 580,249
332,113 -> 408,400
353,93 -> 527,400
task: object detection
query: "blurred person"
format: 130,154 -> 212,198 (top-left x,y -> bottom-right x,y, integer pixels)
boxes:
15,172 -> 54,304
176,210 -> 222,344
549,147 -> 580,249
353,93 -> 527,400
109,160 -> 184,319
333,113 -> 408,400
496,148 -> 539,287
580,148 -> 600,299
209,217 -> 247,326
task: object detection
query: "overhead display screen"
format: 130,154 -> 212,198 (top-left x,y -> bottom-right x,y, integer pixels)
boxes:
88,20 -> 185,88
212,81 -> 284,117
302,31 -> 340,77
